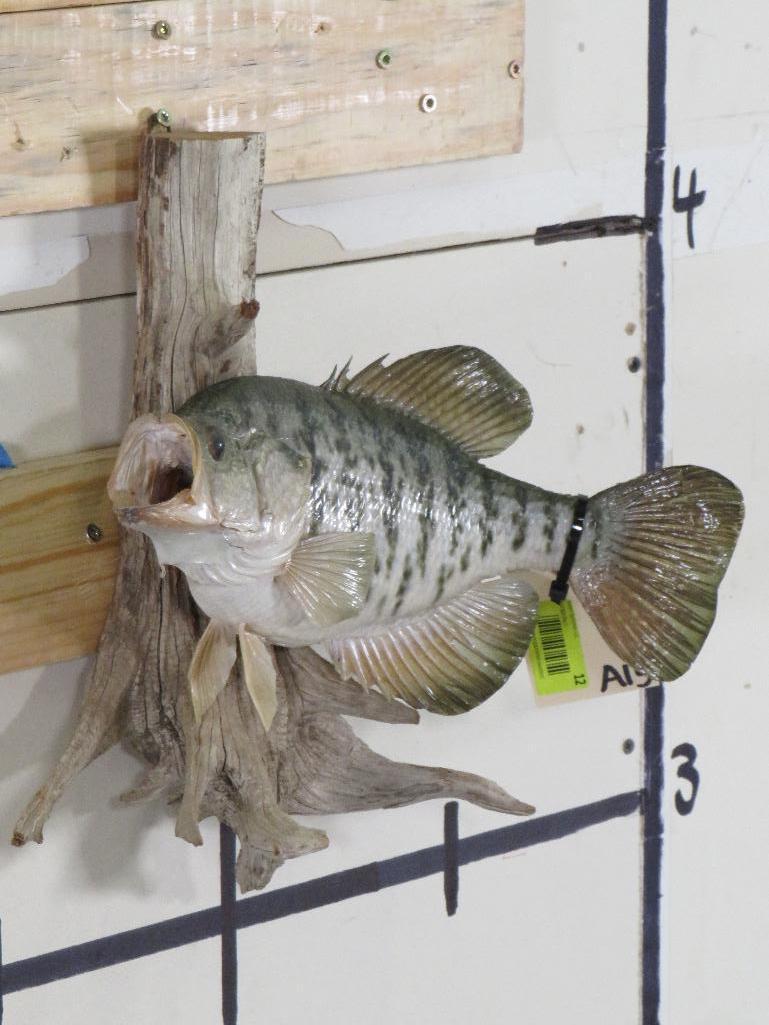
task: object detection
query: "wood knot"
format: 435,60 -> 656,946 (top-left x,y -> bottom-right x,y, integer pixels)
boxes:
240,299 -> 260,320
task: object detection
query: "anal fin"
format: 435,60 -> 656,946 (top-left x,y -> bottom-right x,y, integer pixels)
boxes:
329,577 -> 538,715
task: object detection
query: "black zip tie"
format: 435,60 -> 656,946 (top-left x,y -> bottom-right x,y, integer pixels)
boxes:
549,495 -> 589,604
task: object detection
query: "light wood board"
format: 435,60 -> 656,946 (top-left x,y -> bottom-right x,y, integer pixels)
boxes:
1,0 -> 130,12
0,447 -> 118,674
0,0 -> 524,217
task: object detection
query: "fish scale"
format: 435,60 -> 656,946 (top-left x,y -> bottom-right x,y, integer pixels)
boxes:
109,345 -> 743,727
184,376 -> 574,639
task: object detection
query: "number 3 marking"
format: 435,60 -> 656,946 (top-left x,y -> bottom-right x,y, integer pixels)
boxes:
671,742 -> 700,816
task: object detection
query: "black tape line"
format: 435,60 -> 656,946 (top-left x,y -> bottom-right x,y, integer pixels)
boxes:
1,917 -> 5,1024
549,495 -> 589,604
443,802 -> 459,917
220,825 -> 238,1025
2,906 -> 222,994
534,214 -> 654,246
2,791 -> 641,997
642,1 -> 668,1022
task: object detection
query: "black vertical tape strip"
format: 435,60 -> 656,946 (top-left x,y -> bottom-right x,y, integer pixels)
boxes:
220,824 -> 238,1025
642,686 -> 665,1023
443,802 -> 459,917
0,916 -> 4,1024
643,1 -> 668,1022
645,0 -> 667,474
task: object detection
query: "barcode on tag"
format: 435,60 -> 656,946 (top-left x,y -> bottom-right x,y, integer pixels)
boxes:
527,599 -> 589,695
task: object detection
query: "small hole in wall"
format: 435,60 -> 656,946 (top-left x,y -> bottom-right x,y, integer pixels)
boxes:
627,356 -> 642,373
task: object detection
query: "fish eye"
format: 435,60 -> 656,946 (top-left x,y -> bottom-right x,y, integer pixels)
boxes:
209,435 -> 226,461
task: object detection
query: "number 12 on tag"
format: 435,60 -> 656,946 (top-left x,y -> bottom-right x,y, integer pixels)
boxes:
528,599 -> 589,696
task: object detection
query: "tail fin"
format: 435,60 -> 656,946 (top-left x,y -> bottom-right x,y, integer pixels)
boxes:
572,466 -> 743,681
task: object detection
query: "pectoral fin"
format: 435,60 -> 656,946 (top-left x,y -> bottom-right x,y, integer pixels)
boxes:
189,620 -> 237,723
329,576 -> 538,715
282,532 -> 375,626
238,626 -> 278,731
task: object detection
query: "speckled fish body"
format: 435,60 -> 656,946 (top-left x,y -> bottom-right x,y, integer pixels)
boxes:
109,345 -> 743,726
176,375 -> 574,646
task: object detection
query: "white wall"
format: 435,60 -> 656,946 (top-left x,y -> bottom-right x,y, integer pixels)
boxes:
0,3 -> 764,1023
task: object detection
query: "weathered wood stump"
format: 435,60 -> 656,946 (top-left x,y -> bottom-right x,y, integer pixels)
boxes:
13,131 -> 531,892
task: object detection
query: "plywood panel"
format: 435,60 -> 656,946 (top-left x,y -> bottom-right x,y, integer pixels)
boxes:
0,446 -> 119,673
2,0 -> 129,10
0,0 -> 524,217
0,0 -> 652,312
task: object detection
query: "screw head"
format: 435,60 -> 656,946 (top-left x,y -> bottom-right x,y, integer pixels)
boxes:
622,738 -> 635,755
627,355 -> 642,373
508,60 -> 522,78
419,93 -> 437,114
154,108 -> 172,129
152,20 -> 171,39
86,523 -> 103,543
375,49 -> 392,69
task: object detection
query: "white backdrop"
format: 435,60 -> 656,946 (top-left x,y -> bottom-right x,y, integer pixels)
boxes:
1,3 -> 766,1023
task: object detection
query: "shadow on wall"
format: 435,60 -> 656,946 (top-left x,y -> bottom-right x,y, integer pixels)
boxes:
0,658 -> 208,900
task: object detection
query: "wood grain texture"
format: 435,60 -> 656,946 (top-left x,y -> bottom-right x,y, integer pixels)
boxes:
0,0 -> 524,216
0,0 -> 130,12
13,131 -> 532,889
0,447 -> 117,673
13,129 -> 266,861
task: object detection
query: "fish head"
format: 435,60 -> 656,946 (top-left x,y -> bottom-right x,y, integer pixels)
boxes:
108,412 -> 311,567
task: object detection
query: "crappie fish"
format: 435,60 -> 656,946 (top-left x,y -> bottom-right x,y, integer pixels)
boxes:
108,347 -> 743,729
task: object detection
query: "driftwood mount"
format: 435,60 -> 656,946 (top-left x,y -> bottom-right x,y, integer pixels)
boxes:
13,130 -> 529,892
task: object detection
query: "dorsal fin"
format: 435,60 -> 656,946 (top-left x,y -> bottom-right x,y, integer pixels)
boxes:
323,346 -> 532,459
328,576 -> 538,715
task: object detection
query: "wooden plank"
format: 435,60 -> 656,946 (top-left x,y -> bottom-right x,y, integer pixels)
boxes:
0,0 -> 130,13
0,0 -> 524,218
0,447 -> 118,674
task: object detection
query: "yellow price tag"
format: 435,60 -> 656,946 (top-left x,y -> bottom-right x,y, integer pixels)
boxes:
528,599 -> 589,696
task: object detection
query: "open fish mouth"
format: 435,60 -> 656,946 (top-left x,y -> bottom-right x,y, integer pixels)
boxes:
108,414 -> 215,528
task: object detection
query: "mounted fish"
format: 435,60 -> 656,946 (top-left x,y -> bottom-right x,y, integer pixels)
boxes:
108,345 -> 744,726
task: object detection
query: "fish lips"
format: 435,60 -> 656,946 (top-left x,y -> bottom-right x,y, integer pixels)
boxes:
108,413 -> 217,530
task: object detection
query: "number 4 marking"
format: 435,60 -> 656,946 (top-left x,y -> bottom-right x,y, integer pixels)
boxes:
673,166 -> 706,249
671,742 -> 700,815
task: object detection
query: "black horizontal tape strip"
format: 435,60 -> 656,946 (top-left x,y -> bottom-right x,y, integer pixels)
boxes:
2,906 -> 222,995
2,790 -> 641,996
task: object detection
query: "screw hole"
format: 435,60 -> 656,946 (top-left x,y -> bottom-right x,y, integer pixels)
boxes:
627,356 -> 642,373
86,523 -> 103,543
508,60 -> 521,78
420,94 -> 437,113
